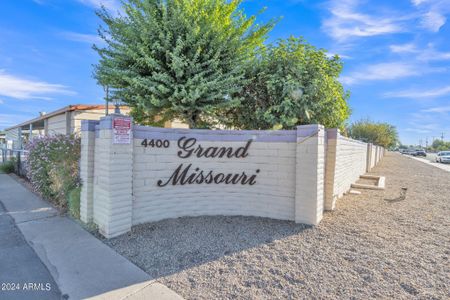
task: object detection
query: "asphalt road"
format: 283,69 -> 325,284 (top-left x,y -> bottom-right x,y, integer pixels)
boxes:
0,201 -> 61,300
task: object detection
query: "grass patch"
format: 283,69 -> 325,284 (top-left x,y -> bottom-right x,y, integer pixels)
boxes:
0,161 -> 15,174
67,187 -> 81,219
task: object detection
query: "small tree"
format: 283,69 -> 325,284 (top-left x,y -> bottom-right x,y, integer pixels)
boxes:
220,37 -> 350,130
348,119 -> 399,148
94,0 -> 274,128
432,139 -> 450,151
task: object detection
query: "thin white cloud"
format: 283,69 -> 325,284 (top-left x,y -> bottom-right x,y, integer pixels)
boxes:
411,0 -> 428,5
421,11 -> 446,32
409,113 -> 448,137
325,52 -> 351,59
0,99 -> 4,104
322,0 -> 409,41
76,0 -> 121,11
389,43 -> 417,53
60,31 -> 103,44
419,46 -> 450,61
412,0 -> 450,32
389,43 -> 450,61
0,113 -> 34,129
322,0 -> 450,42
422,106 -> 450,113
33,0 -> 121,11
384,86 -> 450,99
404,122 -> 440,134
340,62 -> 422,85
404,128 -> 432,134
402,112 -> 449,143
0,70 -> 75,100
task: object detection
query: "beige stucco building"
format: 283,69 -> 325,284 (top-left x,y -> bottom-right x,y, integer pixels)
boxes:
3,104 -> 188,149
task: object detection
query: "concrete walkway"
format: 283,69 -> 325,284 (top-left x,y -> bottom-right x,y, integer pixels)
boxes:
0,201 -> 61,299
0,174 -> 184,300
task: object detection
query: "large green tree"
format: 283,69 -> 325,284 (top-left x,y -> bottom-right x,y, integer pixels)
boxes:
431,139 -> 450,151
220,37 -> 350,130
347,119 -> 399,148
94,0 -> 274,128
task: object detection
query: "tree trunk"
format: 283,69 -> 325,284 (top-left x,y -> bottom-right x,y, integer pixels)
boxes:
188,112 -> 199,129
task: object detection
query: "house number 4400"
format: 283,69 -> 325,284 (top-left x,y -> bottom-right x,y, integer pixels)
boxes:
141,139 -> 170,148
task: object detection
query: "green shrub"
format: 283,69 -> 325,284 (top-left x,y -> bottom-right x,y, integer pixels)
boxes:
25,135 -> 81,210
67,187 -> 81,219
0,160 -> 15,173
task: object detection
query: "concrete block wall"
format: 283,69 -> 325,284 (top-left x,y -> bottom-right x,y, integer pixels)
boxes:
91,116 -> 134,238
324,129 -> 368,210
369,144 -> 377,170
131,125 -> 323,226
80,120 -> 98,223
295,125 -> 325,225
80,115 -> 383,238
370,145 -> 384,169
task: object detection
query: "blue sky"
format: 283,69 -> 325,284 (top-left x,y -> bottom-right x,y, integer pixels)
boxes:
0,0 -> 449,145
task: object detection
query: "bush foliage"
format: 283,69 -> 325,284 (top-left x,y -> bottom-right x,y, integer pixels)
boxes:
93,1 -> 351,130
0,160 -> 15,174
348,119 -> 399,148
221,37 -> 350,130
25,135 -> 81,216
431,139 -> 450,151
94,0 -> 274,128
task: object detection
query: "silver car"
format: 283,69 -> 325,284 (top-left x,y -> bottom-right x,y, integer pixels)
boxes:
436,151 -> 450,163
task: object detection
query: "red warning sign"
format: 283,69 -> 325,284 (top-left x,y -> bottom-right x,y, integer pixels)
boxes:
113,117 -> 132,144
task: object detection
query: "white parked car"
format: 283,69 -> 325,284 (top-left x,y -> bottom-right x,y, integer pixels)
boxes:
435,151 -> 450,163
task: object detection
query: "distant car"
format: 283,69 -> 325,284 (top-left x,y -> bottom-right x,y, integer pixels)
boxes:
404,149 -> 415,155
436,151 -> 450,163
413,149 -> 426,157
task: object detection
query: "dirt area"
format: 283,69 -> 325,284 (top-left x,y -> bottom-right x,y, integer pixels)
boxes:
105,152 -> 450,299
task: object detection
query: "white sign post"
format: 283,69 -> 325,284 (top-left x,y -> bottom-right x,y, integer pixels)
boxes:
112,117 -> 132,144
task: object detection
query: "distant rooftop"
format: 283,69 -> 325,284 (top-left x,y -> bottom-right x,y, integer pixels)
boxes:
4,104 -> 126,131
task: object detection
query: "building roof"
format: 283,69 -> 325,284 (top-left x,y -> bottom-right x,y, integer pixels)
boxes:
4,104 -> 122,131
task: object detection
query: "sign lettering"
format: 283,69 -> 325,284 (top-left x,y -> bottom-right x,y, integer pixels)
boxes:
113,117 -> 132,144
145,136 -> 260,187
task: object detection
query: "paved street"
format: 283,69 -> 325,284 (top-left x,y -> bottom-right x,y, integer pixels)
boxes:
0,202 -> 61,300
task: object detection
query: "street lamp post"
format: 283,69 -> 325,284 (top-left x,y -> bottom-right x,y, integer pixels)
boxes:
114,97 -> 121,114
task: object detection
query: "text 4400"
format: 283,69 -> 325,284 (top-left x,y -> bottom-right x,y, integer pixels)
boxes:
141,139 -> 170,148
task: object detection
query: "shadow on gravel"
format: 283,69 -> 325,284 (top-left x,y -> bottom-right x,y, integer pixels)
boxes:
103,216 -> 310,278
384,187 -> 408,202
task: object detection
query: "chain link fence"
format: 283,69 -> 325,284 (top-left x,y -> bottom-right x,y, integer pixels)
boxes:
1,147 -> 29,176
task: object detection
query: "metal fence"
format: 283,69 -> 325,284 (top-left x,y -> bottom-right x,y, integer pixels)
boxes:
1,148 -> 29,177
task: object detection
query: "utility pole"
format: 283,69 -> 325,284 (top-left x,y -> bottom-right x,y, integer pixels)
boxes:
442,132 -> 445,141
105,86 -> 109,116
425,137 -> 428,149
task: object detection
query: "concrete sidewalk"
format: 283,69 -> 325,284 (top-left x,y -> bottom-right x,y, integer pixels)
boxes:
0,174 -> 184,300
0,201 -> 61,300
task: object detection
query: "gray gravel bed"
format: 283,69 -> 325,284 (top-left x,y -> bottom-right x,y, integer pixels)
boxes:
105,153 -> 450,299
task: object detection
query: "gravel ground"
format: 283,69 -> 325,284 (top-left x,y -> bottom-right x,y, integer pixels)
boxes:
105,152 -> 450,299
